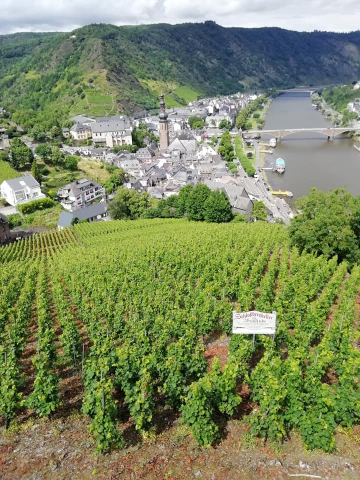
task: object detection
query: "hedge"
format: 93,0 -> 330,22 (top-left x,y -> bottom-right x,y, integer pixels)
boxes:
7,213 -> 23,229
18,197 -> 56,215
234,137 -> 256,177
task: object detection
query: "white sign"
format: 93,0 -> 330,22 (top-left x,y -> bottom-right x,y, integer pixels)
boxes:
232,310 -> 276,335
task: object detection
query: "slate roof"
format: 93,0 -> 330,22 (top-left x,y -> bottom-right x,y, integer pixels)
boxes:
3,175 -> 39,190
58,203 -> 108,228
91,119 -> 132,134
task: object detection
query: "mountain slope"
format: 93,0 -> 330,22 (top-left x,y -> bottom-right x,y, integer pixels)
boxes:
1,22 -> 360,128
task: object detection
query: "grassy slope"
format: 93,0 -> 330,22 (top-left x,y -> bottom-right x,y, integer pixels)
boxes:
0,160 -> 20,183
322,84 -> 360,113
0,24 -> 360,127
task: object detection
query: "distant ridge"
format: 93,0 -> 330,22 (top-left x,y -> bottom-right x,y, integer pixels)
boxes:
0,22 -> 360,127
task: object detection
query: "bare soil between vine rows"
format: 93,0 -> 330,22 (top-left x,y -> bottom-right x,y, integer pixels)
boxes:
1,413 -> 360,480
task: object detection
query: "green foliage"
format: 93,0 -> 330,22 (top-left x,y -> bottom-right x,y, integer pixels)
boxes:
0,151 -> 9,162
219,119 -> 232,130
188,116 -> 205,129
186,184 -> 211,221
6,213 -> 23,229
204,190 -> 233,223
236,95 -> 265,130
251,201 -> 267,221
103,169 -> 127,194
51,146 -> 65,166
35,144 -> 52,163
18,197 -> 56,215
132,123 -> 157,149
30,124 -> 47,141
182,358 -> 241,446
112,145 -> 137,153
109,187 -> 151,220
290,188 -> 360,265
322,84 -> 360,114
10,138 -> 33,169
232,213 -> 247,223
0,348 -> 23,425
64,155 -> 79,171
0,159 -> 20,183
234,136 -> 256,176
50,125 -> 62,139
2,27 -> 360,128
31,160 -> 42,183
218,132 -> 235,162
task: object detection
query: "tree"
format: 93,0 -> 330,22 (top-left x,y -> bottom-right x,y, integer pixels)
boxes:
204,191 -> 233,223
35,144 -> 52,163
31,160 -> 42,183
50,125 -> 62,139
219,119 -> 232,130
109,187 -> 151,220
10,138 -> 33,169
289,188 -> 360,265
251,201 -> 267,222
187,184 -> 211,221
30,124 -> 47,141
64,155 -> 79,171
104,169 -> 127,194
188,116 -> 205,130
177,184 -> 193,217
0,151 -> 9,162
51,146 -> 65,166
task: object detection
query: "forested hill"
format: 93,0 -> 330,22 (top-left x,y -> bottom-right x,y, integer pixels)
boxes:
1,22 -> 360,128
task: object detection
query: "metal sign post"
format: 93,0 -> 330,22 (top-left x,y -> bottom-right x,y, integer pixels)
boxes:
232,310 -> 277,372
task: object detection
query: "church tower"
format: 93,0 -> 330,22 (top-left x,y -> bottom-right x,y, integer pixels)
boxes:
159,93 -> 169,152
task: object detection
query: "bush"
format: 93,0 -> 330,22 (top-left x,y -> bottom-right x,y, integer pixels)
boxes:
18,197 -> 56,215
232,213 -> 247,222
40,167 -> 50,175
7,213 -> 22,229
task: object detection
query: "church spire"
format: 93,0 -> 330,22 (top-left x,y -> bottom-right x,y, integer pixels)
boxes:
159,93 -> 169,151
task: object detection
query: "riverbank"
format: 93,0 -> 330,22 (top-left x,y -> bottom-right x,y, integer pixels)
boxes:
262,91 -> 360,199
311,92 -> 360,142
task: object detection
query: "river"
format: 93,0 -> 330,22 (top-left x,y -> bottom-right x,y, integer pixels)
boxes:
263,92 -> 360,200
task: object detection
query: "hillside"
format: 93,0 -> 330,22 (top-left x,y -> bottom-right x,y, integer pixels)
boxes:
1,23 -> 360,128
1,218 -> 360,480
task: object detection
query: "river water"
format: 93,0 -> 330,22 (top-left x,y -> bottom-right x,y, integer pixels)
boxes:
263,92 -> 360,200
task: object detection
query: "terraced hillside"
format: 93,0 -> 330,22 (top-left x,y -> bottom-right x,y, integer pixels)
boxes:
0,219 -> 359,466
1,23 -> 360,128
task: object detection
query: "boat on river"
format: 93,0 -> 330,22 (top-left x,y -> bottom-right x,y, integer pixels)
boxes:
269,138 -> 277,148
270,190 -> 293,197
275,157 -> 285,174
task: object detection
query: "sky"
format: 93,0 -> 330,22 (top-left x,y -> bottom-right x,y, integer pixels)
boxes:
0,0 -> 359,34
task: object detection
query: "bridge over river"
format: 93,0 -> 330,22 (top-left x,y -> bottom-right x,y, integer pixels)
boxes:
243,127 -> 360,141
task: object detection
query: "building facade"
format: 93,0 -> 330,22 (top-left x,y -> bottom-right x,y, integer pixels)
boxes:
57,178 -> 106,211
0,175 -> 46,207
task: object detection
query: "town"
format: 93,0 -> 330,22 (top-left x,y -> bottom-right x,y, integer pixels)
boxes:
0,90 -> 292,243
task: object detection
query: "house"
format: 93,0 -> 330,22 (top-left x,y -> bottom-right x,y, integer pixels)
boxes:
62,128 -> 70,138
204,180 -> 253,220
91,117 -> 132,148
0,213 -> 10,244
57,178 -> 106,211
0,175 -> 46,206
167,137 -> 198,157
70,123 -> 92,141
58,203 -> 109,230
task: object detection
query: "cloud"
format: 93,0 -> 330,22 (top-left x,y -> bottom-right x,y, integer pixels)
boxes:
0,0 -> 359,34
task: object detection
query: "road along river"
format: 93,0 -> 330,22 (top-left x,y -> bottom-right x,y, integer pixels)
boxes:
262,92 -> 360,200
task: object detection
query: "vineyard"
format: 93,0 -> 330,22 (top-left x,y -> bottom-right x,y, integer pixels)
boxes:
0,219 -> 359,456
